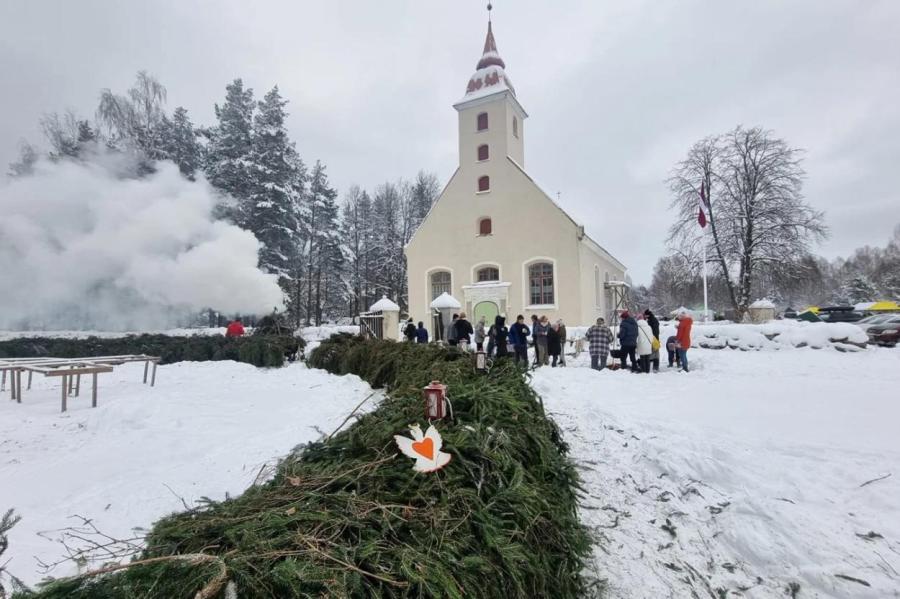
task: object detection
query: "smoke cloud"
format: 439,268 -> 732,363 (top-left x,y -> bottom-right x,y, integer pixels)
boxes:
0,154 -> 285,330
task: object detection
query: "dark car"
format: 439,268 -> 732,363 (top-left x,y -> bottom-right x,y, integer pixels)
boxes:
867,315 -> 900,347
817,306 -> 865,323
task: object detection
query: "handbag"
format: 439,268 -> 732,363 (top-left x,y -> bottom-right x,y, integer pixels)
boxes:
651,336 -> 661,352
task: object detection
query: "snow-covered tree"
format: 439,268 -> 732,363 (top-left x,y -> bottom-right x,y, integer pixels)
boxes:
158,107 -> 203,178
841,275 -> 878,305
7,141 -> 38,177
302,160 -> 342,324
96,71 -> 168,172
247,86 -> 304,295
341,186 -> 374,317
205,79 -> 255,225
667,126 -> 827,319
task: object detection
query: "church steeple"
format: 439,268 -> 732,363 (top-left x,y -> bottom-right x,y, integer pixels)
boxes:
463,7 -> 515,100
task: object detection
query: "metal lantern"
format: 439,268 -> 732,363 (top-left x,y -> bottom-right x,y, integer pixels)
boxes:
475,350 -> 488,372
423,380 -> 449,420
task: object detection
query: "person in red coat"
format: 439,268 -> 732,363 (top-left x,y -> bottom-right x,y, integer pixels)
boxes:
675,312 -> 693,372
225,318 -> 246,338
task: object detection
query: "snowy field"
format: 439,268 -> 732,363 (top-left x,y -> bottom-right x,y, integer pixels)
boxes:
533,346 -> 900,598
0,361 -> 382,588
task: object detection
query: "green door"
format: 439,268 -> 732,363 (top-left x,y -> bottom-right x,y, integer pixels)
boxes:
473,301 -> 499,326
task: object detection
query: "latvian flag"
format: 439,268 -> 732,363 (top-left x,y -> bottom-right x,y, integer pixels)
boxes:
698,181 -> 708,228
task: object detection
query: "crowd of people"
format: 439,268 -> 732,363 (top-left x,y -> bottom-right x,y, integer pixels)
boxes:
402,309 -> 694,373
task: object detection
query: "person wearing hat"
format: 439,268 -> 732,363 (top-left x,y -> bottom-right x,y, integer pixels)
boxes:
617,310 -> 639,371
585,317 -> 613,370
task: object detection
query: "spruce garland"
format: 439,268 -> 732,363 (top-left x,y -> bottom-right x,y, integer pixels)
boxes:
17,335 -> 593,598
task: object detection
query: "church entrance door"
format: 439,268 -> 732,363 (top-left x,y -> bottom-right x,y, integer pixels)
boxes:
473,301 -> 499,326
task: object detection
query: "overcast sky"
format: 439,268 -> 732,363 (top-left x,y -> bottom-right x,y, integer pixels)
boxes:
1,0 -> 898,284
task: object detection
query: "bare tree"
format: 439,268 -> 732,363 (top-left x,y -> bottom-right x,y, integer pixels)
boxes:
667,126 -> 827,318
96,71 -> 168,160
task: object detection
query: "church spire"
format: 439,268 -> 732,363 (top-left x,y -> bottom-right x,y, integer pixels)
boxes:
462,5 -> 515,99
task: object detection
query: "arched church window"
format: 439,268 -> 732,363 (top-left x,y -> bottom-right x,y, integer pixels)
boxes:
478,176 -> 490,192
513,116 -> 518,138
430,271 -> 451,300
477,266 -> 499,282
477,112 -> 489,131
477,144 -> 489,161
528,262 -> 555,306
478,218 -> 492,236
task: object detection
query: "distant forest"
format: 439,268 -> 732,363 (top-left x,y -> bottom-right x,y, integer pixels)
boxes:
7,72 -> 440,325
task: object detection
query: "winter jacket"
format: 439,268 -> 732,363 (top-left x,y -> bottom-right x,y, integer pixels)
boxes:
416,327 -> 429,343
494,316 -> 509,357
533,322 -> 550,344
618,316 -> 638,347
403,322 -> 417,341
455,318 -> 474,343
585,325 -> 613,356
676,316 -> 693,349
446,318 -> 458,342
547,328 -> 562,356
225,321 -> 245,337
558,324 -> 567,345
510,322 -> 529,346
474,320 -> 486,343
645,311 -> 660,340
636,320 -> 654,356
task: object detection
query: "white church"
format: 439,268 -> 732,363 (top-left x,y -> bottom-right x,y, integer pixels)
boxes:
405,16 -> 627,336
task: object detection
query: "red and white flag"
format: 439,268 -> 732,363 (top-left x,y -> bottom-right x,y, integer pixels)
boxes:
698,181 -> 708,228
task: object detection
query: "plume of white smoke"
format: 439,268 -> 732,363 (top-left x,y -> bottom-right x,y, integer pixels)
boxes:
0,154 -> 285,330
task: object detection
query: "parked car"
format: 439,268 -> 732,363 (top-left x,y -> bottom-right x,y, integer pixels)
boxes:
817,306 -> 864,323
855,313 -> 897,333
866,316 -> 900,347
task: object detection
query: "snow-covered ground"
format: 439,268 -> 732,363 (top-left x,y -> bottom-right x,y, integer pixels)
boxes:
532,346 -> 900,598
0,361 -> 382,588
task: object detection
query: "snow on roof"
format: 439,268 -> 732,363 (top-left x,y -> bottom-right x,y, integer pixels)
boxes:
429,292 -> 462,310
369,295 -> 400,312
750,299 -> 777,309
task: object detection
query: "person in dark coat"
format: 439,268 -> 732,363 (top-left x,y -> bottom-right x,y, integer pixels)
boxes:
618,310 -> 639,371
446,314 -> 459,346
643,309 -> 661,372
454,312 -> 474,349
416,321 -> 429,344
547,323 -> 562,367
403,318 -> 417,342
510,315 -> 530,367
493,315 -> 509,357
666,335 -> 680,367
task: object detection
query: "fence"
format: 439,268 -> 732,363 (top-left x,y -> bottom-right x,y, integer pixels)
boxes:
359,311 -> 384,340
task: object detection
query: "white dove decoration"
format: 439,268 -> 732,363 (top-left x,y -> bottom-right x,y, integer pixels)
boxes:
394,424 -> 452,473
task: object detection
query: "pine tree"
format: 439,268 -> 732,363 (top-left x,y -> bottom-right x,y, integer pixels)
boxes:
7,141 -> 38,177
159,107 -> 203,178
247,86 -> 304,296
841,275 -> 878,304
205,79 -> 255,225
303,161 -> 341,324
341,186 -> 374,316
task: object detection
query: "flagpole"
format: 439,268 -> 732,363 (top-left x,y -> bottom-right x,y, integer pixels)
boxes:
702,228 -> 709,322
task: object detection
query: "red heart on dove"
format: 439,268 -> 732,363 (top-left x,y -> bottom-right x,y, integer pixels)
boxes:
411,437 -> 434,460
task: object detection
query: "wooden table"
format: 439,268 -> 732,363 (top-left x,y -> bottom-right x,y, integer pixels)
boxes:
1,354 -> 160,412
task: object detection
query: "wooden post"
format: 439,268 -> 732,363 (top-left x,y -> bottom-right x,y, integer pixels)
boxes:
8,370 -> 14,401
16,370 -> 22,404
1,369 -> 6,392
150,362 -> 157,387
61,375 -> 68,412
68,375 -> 75,395
143,361 -> 149,384
92,372 -> 98,408
75,374 -> 81,397
27,370 -> 33,390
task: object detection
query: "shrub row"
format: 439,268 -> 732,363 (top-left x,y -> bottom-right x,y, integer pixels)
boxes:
20,335 -> 592,598
0,333 -> 302,368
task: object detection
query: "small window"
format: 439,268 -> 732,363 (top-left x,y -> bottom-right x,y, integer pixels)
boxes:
430,271 -> 451,300
477,112 -> 488,131
513,116 -> 518,138
477,144 -> 489,161
478,176 -> 490,192
528,262 -> 554,305
478,218 -> 492,236
477,267 -> 499,282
